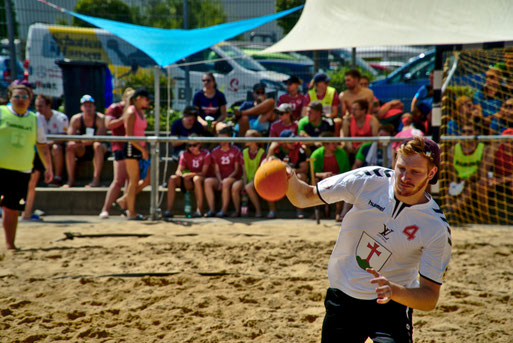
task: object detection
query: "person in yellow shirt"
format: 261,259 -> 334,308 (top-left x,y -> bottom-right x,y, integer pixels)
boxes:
0,84 -> 53,250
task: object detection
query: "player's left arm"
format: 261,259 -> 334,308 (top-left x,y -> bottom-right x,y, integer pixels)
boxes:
367,268 -> 441,311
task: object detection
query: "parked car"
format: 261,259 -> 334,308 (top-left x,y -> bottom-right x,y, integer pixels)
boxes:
370,50 -> 435,106
0,56 -> 25,98
240,44 -> 314,91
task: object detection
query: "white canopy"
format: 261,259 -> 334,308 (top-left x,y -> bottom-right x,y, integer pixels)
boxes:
265,0 -> 513,52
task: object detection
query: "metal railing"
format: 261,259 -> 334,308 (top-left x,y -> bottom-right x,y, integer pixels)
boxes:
46,134 -> 513,219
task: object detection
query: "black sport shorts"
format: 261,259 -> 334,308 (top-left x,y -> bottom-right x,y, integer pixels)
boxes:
321,288 -> 413,343
122,142 -> 142,160
0,168 -> 31,211
32,153 -> 45,173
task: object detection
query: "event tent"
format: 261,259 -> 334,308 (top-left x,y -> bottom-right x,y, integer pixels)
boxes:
265,0 -> 513,53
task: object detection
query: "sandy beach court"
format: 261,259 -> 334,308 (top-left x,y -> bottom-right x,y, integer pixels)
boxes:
1,217 -> 512,342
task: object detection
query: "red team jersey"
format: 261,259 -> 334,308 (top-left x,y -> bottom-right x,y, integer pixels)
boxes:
277,93 -> 306,121
211,145 -> 241,179
179,149 -> 211,173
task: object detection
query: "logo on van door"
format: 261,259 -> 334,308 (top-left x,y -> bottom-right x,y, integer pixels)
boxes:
229,78 -> 239,92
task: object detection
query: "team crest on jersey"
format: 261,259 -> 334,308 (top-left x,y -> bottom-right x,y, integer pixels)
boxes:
355,232 -> 392,271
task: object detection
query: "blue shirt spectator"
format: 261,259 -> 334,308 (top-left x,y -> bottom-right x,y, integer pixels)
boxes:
193,88 -> 227,121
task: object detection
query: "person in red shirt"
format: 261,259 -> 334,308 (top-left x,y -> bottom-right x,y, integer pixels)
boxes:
341,98 -> 380,155
204,127 -> 241,217
269,103 -> 298,138
277,75 -> 305,121
164,135 -> 211,218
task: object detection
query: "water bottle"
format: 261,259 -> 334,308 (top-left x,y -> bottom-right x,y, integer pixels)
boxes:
205,115 -> 214,132
241,192 -> 249,217
184,190 -> 192,218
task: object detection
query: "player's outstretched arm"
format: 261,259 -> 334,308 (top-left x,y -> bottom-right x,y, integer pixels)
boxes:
367,268 -> 441,311
286,169 -> 324,208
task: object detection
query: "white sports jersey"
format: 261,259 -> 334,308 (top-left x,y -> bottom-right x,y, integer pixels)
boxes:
317,166 -> 452,300
38,110 -> 68,135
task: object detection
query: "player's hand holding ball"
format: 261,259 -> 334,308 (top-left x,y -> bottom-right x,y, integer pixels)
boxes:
254,159 -> 289,201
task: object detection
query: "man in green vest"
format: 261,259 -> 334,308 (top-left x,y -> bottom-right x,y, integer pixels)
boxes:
0,84 -> 53,250
445,124 -> 489,221
304,72 -> 341,136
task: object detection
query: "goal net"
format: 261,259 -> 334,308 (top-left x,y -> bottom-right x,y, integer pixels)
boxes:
440,46 -> 513,225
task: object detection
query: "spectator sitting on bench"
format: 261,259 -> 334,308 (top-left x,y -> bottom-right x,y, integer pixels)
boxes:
64,95 -> 107,188
233,83 -> 276,137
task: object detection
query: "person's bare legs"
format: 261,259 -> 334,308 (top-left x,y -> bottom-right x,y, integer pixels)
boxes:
166,175 -> 181,212
238,116 -> 250,137
21,170 -> 41,220
3,207 -> 18,250
64,142 -> 84,187
125,158 -> 140,218
204,177 -> 219,213
87,142 -> 106,187
245,181 -> 262,216
231,180 -> 244,216
51,143 -> 65,181
117,166 -> 150,210
100,159 -> 127,214
193,175 -> 205,213
220,177 -> 236,214
237,98 -> 275,137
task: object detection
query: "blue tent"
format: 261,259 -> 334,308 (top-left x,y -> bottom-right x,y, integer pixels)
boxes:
57,5 -> 303,68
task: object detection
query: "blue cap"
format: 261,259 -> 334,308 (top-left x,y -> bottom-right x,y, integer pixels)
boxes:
313,72 -> 330,83
280,129 -> 295,138
80,94 -> 95,104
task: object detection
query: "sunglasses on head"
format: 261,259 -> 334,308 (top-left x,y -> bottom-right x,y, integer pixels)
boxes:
202,79 -> 212,83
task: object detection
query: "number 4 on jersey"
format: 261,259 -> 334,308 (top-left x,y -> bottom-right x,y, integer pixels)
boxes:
403,225 -> 419,240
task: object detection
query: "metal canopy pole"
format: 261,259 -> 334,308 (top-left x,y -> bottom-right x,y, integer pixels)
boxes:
5,0 -> 18,84
150,66 -> 161,220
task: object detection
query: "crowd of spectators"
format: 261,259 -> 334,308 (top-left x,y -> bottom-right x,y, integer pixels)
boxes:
8,55 -> 513,226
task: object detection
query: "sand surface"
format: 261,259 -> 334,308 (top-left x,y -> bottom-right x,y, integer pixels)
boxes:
1,217 -> 512,343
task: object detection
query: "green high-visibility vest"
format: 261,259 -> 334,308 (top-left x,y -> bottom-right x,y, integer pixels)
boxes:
308,86 -> 336,114
453,142 -> 484,179
243,147 -> 265,182
0,105 -> 37,171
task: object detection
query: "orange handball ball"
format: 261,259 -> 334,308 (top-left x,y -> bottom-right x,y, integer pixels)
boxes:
254,160 -> 288,201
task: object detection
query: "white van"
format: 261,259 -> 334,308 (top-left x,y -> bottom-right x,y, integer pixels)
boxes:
167,42 -> 288,110
26,23 -> 287,109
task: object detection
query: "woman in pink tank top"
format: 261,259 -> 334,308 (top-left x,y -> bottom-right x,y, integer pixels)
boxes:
119,89 -> 150,220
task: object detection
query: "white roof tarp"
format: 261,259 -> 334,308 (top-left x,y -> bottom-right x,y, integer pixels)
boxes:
265,0 -> 513,53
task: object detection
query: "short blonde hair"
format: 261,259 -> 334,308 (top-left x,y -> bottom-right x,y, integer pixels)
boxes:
396,136 -> 435,170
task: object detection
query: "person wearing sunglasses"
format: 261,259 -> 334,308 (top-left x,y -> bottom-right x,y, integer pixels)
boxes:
269,103 -> 298,138
490,98 -> 513,135
233,83 -> 276,137
1,84 -> 53,250
193,72 -> 227,134
164,134 -> 211,218
445,124 -> 490,222
170,106 -> 205,159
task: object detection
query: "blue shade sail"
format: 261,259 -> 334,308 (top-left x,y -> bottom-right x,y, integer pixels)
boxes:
64,6 -> 303,68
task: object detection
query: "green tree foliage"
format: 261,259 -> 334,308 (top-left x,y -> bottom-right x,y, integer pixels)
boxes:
275,0 -> 305,35
72,0 -> 134,28
0,0 -> 19,38
133,0 -> 226,29
327,66 -> 375,93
